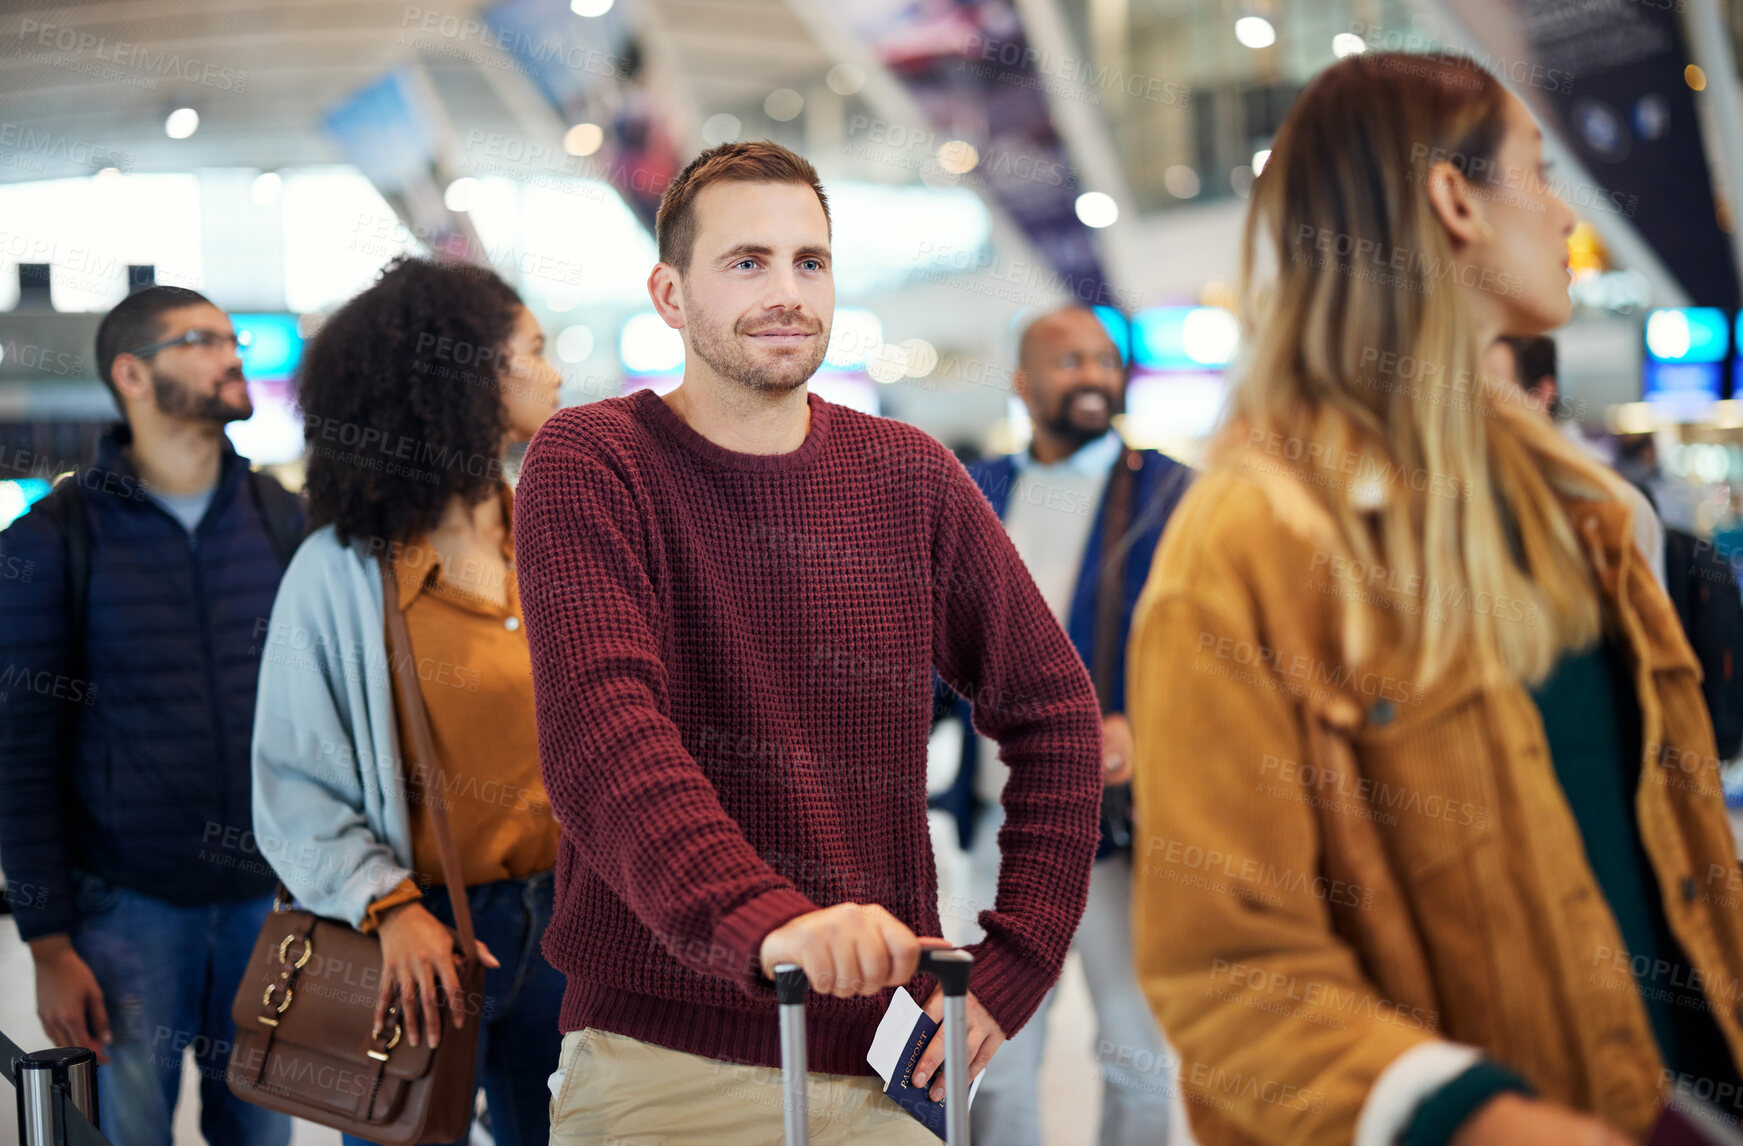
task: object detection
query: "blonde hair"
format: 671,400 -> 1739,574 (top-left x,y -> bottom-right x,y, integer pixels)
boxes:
1222,52 -> 1621,687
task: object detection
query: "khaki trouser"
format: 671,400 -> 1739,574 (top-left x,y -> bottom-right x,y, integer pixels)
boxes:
548,1028 -> 938,1146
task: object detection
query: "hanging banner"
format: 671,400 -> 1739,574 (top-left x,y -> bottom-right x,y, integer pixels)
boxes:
324,68 -> 480,260
1420,0 -> 1738,307
482,0 -> 682,227
835,0 -> 1114,309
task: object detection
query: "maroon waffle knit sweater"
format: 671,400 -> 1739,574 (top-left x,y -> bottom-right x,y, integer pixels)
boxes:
513,388 -> 1101,1076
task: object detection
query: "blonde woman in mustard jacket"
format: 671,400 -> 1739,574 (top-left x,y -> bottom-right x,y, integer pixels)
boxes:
1129,52 -> 1743,1146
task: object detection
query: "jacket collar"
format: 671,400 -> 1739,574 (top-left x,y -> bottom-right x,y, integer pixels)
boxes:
1564,493 -> 1695,674
93,420 -> 248,491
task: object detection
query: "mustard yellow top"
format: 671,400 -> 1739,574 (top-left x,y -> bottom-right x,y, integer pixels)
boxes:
362,486 -> 555,931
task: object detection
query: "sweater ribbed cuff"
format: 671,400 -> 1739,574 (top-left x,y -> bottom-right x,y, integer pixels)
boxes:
709,886 -> 819,992
1401,1061 -> 1535,1146
357,878 -> 423,935
10,877 -> 79,943
962,936 -> 1053,1039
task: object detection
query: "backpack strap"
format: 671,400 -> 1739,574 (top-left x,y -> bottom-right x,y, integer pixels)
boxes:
32,478 -> 92,770
1092,450 -> 1140,711
247,468 -> 305,570
35,478 -> 93,678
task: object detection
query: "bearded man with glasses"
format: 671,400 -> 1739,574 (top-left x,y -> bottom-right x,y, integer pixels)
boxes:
0,286 -> 304,1146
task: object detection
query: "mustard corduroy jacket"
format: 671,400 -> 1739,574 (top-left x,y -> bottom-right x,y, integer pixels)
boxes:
1129,460 -> 1743,1145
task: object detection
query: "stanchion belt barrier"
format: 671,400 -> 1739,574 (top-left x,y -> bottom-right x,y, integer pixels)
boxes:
3,1026 -> 112,1146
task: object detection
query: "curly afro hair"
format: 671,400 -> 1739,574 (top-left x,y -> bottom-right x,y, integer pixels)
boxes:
297,256 -> 524,546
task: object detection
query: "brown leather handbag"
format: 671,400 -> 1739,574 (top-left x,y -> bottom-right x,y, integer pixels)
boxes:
225,561 -> 484,1145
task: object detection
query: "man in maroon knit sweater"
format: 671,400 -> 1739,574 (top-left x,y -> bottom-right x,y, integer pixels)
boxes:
517,141 -> 1103,1143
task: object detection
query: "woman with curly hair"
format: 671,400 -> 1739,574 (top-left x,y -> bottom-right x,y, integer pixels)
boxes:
250,256 -> 564,1146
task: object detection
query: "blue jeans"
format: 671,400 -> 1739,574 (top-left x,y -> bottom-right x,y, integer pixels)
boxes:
966,809 -> 1181,1146
345,871 -> 564,1146
71,875 -> 292,1146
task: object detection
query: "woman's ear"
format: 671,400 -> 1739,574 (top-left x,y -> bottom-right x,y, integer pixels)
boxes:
1424,159 -> 1495,248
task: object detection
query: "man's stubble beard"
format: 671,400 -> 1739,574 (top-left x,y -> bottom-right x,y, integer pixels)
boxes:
683,288 -> 828,395
151,365 -> 253,424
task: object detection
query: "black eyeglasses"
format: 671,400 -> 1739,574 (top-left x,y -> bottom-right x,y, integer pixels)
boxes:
125,328 -> 253,358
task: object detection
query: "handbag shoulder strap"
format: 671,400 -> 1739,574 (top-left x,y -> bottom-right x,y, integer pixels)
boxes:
378,557 -> 478,966
1092,449 -> 1140,711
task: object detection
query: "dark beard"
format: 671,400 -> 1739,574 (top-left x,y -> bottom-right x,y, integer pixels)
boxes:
1042,385 -> 1122,450
684,295 -> 826,394
151,367 -> 252,423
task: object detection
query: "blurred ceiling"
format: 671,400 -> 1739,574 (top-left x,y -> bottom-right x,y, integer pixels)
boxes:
0,0 -> 833,181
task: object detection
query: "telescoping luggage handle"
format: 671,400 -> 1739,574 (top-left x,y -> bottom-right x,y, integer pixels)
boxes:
774,948 -> 975,1146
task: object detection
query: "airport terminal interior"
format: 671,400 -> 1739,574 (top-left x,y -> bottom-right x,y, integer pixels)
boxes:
6,0 -> 1743,1144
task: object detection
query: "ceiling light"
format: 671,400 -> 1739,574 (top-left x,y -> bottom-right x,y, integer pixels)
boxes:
1075,191 -> 1118,228
564,122 -> 605,157
1332,33 -> 1366,58
443,177 -> 480,213
827,64 -> 866,96
1235,17 -> 1276,49
556,325 -> 595,363
702,113 -> 741,146
937,140 -> 979,174
765,89 -> 804,122
1164,165 -> 1200,198
165,108 -> 200,139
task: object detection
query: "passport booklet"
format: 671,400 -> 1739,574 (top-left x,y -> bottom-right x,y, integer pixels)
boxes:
866,987 -> 984,1141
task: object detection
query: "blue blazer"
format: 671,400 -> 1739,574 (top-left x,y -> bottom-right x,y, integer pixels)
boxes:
935,445 -> 1191,851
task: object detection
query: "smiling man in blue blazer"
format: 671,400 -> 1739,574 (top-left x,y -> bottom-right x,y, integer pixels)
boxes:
939,306 -> 1192,1145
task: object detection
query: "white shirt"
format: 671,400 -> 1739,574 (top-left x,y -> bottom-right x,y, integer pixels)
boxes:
974,433 -> 1121,804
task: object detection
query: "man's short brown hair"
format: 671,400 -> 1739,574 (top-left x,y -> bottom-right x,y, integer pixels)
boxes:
655,141 -> 831,272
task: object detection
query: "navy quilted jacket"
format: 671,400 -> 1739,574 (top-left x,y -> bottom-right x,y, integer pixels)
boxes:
0,425 -> 303,940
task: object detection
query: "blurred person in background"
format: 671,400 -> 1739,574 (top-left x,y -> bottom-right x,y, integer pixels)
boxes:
0,286 -> 303,1146
935,304 -> 1192,1145
1484,334 -> 1665,589
1616,433 -> 1702,534
1715,488 -> 1743,569
516,141 -> 1102,1144
250,256 -> 564,1146
1130,52 -> 1743,1146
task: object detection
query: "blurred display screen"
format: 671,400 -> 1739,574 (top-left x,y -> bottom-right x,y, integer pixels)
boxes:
1733,312 -> 1743,407
232,313 -> 303,380
1092,306 -> 1131,366
0,477 -> 52,531
1123,371 -> 1227,445
1643,307 -> 1727,415
1131,306 -> 1240,371
223,313 -> 307,465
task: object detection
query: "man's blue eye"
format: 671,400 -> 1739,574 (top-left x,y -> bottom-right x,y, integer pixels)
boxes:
736,259 -> 757,270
